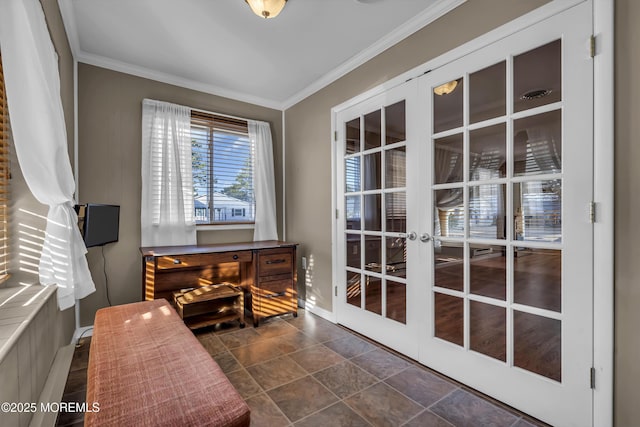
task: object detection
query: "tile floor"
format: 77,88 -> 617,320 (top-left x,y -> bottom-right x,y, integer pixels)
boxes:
56,309 -> 548,427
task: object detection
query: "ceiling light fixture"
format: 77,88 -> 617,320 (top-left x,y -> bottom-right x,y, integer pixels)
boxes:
433,80 -> 458,96
245,0 -> 288,19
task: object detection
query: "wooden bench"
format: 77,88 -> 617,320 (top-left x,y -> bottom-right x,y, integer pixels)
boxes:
85,299 -> 250,427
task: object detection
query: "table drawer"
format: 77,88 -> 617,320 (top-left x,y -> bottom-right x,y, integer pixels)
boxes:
258,249 -> 293,277
157,251 -> 252,270
254,279 -> 293,297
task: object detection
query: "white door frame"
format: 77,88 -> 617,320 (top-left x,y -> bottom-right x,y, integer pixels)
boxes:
330,1 -> 613,425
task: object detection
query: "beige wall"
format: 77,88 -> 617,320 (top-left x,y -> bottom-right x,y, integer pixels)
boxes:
285,0 -> 640,423
615,0 -> 640,424
284,0 -> 549,313
77,64 -> 283,325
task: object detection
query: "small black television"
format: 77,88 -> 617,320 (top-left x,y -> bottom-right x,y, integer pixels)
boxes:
82,204 -> 120,248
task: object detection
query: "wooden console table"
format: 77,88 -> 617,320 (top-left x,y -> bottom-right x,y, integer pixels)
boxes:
140,241 -> 298,326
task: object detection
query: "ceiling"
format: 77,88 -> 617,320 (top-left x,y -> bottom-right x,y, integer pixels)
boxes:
58,0 -> 464,110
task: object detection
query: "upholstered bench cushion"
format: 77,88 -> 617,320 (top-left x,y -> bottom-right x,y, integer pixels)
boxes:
85,299 -> 250,427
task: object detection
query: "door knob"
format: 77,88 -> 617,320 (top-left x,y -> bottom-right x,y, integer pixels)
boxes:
401,231 -> 417,241
420,233 -> 432,243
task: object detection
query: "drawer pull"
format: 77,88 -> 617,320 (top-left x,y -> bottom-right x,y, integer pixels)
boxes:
264,291 -> 287,298
233,255 -> 239,260
265,259 -> 286,265
173,259 -> 182,265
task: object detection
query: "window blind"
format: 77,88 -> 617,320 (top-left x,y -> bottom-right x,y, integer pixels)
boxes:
191,111 -> 255,224
0,53 -> 10,281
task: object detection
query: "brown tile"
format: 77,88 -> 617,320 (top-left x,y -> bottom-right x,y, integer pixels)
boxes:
247,355 -> 308,390
296,322 -> 353,343
351,348 -> 412,379
269,331 -> 318,354
226,369 -> 263,399
220,328 -> 265,349
286,310 -> 329,331
344,382 -> 423,427
267,376 -> 339,422
430,389 -> 518,427
288,344 -> 345,373
196,332 -> 227,356
255,319 -> 299,339
231,340 -> 284,367
294,402 -> 370,427
246,393 -> 291,427
324,335 -> 377,359
403,410 -> 454,427
313,360 -> 379,399
513,418 -> 549,427
69,348 -> 89,372
213,351 -> 242,373
385,366 -> 457,407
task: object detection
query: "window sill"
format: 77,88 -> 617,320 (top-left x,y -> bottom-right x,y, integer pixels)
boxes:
0,283 -> 57,363
196,223 -> 255,231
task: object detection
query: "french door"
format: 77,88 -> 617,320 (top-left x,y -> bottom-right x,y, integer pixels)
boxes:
335,80 -> 421,358
335,2 -> 593,425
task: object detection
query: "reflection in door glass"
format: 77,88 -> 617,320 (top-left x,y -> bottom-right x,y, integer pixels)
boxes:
513,180 -> 561,242
434,243 -> 463,292
364,194 -> 382,231
385,192 -> 406,233
386,237 -> 406,278
470,244 -> 506,300
385,101 -> 406,145
470,124 -> 506,180
434,77 -> 463,133
364,110 -> 381,150
469,184 -> 506,240
363,152 -> 381,191
514,110 -> 562,176
345,157 -> 360,192
387,280 -> 406,324
346,118 -> 360,154
345,195 -> 361,230
434,197 -> 464,238
514,40 -> 561,113
346,271 -> 361,308
514,248 -> 561,312
434,292 -> 463,346
365,275 -> 382,315
514,310 -> 561,382
346,234 -> 361,269
386,147 -> 406,188
470,301 -> 506,361
364,236 -> 382,272
470,61 -> 506,123
434,133 -> 464,184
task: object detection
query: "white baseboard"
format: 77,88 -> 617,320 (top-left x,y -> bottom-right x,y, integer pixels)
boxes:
304,302 -> 336,323
29,344 -> 75,427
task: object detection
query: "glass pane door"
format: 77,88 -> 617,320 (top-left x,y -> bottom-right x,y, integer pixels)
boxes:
336,80 -> 420,358
419,3 -> 593,425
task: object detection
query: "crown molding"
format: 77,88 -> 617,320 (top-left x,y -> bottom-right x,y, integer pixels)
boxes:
57,0 -> 466,112
74,51 -> 284,110
281,0 -> 467,110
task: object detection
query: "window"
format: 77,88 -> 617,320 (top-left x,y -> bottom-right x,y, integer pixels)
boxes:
191,111 -> 255,225
0,53 -> 10,281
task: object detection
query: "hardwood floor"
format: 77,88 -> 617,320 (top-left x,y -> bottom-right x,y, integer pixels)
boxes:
55,309 -> 549,427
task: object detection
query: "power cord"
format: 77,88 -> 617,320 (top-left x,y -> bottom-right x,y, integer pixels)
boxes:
75,327 -> 93,348
101,245 -> 113,306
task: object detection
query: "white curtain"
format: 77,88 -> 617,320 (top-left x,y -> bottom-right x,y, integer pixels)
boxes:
0,0 -> 94,309
141,99 -> 196,247
250,120 -> 278,241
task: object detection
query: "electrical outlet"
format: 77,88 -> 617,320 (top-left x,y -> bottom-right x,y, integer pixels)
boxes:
301,256 -> 307,270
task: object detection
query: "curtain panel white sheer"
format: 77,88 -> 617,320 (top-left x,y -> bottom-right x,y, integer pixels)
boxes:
250,120 -> 278,241
0,0 -> 95,309
141,99 -> 196,247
